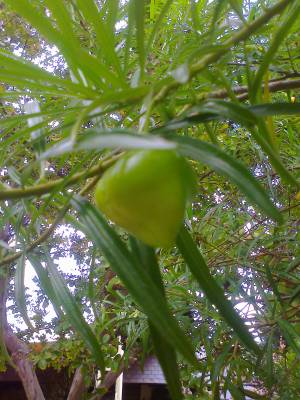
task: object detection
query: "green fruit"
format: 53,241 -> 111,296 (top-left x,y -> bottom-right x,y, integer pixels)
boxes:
95,149 -> 196,248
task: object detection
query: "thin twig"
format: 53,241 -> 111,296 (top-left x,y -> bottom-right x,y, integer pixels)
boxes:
0,154 -> 120,201
0,171 -> 103,267
153,0 -> 294,105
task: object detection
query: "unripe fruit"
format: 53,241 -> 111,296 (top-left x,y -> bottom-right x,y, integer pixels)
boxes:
95,150 -> 196,248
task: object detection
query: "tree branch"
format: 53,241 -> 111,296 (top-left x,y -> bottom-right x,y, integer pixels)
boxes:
0,155 -> 119,201
209,78 -> 300,101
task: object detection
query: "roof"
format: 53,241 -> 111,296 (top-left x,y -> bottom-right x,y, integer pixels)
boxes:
123,355 -> 166,384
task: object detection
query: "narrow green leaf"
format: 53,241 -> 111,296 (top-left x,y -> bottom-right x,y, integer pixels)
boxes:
124,0 -> 135,73
210,0 -> 227,37
0,49 -> 95,98
0,275 -> 14,367
264,264 -> 283,306
250,103 -> 300,117
229,0 -> 245,22
43,0 -> 77,46
132,0 -> 146,78
250,120 -> 299,188
146,0 -> 174,52
266,330 -> 275,388
6,166 -> 21,186
128,238 -> 165,294
154,101 -> 300,129
42,254 -> 106,371
286,256 -> 300,273
73,0 -> 125,81
177,226 -> 261,355
106,0 -> 119,39
15,254 -> 35,330
150,0 -> 156,19
87,253 -> 100,322
149,323 -> 183,400
28,254 -> 62,318
5,0 -> 120,89
251,3 -> 300,102
24,101 -> 44,151
5,0 -> 64,57
71,197 -> 197,366
278,319 -> 300,356
172,135 -> 283,223
129,239 -> 183,400
211,340 -> 234,381
41,130 -> 176,159
227,382 -> 245,400
212,379 -> 221,400
155,100 -> 299,188
24,101 -> 46,178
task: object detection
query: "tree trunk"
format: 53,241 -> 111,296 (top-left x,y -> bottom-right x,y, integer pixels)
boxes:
67,367 -> 86,400
0,276 -> 45,400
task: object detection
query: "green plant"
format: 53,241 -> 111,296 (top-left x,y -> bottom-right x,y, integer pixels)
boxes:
0,0 -> 300,399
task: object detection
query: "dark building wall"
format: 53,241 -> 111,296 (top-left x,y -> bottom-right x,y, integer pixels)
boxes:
0,368 -> 72,400
0,357 -> 170,399
0,382 -> 25,400
122,383 -> 170,400
122,383 -> 140,400
0,380 -> 170,400
151,385 -> 171,400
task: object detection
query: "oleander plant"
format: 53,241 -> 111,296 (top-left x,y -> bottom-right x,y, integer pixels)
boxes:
0,0 -> 300,399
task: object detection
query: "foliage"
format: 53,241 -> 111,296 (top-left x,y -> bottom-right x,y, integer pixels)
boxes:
0,0 -> 300,399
